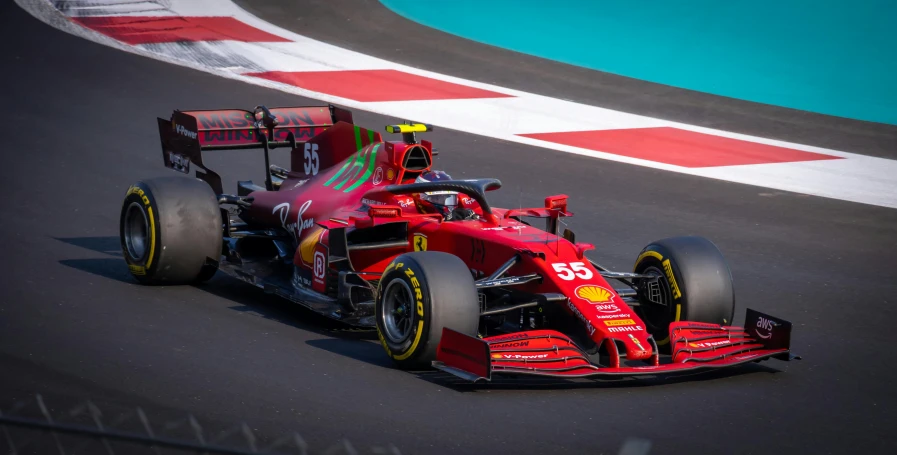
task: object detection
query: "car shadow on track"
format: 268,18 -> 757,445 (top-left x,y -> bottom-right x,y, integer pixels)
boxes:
304,338 -> 395,368
415,361 -> 782,392
56,236 -> 122,256
55,236 -> 379,341
59,257 -> 136,284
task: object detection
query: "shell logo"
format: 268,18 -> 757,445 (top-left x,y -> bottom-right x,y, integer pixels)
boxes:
575,285 -> 614,304
491,353 -> 503,359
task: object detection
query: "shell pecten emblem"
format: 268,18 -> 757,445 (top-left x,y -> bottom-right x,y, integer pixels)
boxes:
575,285 -> 614,304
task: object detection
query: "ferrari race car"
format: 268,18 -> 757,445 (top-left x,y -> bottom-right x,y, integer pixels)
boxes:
119,104 -> 797,381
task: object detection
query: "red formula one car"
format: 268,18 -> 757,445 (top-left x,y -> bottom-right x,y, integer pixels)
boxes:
119,104 -> 797,381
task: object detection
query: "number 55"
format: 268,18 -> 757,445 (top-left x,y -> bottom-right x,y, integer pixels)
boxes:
552,262 -> 593,281
304,143 -> 319,175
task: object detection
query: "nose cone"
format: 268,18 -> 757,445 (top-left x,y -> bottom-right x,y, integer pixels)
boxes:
625,333 -> 653,360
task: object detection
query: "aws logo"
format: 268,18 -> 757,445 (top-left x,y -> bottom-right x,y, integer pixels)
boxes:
755,316 -> 776,339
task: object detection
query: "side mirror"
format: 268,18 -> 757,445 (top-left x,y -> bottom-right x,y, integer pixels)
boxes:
563,228 -> 575,243
253,105 -> 279,129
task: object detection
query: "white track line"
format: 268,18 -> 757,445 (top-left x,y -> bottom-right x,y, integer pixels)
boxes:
18,0 -> 897,209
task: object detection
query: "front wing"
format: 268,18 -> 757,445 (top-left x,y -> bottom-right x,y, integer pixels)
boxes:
433,308 -> 797,382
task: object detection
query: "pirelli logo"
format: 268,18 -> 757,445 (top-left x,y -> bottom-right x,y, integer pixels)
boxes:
662,259 -> 682,299
604,319 -> 636,327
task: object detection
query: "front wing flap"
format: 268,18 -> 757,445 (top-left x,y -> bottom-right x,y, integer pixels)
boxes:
433,308 -> 796,382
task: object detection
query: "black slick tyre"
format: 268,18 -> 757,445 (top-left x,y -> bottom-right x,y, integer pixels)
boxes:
376,252 -> 479,370
632,236 -> 735,351
120,177 -> 222,285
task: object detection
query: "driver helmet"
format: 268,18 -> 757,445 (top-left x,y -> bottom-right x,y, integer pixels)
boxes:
414,170 -> 458,212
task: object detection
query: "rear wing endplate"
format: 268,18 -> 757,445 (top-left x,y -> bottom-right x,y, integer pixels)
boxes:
158,105 -> 353,194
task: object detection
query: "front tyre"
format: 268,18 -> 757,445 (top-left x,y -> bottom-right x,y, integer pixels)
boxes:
376,252 -> 479,370
633,236 -> 735,350
120,177 -> 222,285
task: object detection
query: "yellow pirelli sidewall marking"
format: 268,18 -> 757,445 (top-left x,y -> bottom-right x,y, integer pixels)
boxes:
127,185 -> 156,271
146,206 -> 156,270
393,320 -> 425,361
378,260 -> 401,355
662,259 -> 682,299
378,330 -> 392,357
393,266 -> 426,361
635,250 -> 663,266
657,304 -> 682,346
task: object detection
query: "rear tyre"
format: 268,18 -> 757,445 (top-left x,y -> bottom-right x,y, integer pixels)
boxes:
632,236 -> 735,351
120,177 -> 222,285
376,252 -> 479,370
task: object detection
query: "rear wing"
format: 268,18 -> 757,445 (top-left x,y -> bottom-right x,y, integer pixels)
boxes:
157,105 -> 353,194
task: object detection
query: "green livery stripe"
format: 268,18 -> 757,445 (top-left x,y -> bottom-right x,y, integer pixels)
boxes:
333,147 -> 368,190
324,156 -> 353,187
367,129 -> 375,143
354,125 -> 363,151
343,144 -> 381,192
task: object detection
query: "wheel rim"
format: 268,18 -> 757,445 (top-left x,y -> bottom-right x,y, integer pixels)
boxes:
381,279 -> 415,344
640,266 -> 673,333
123,202 -> 149,261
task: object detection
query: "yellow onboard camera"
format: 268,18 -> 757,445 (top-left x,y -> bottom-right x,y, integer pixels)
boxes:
385,122 -> 432,144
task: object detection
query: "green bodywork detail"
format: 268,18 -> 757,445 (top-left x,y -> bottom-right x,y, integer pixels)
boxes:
332,149 -> 367,190
324,128 -> 381,191
324,157 -> 353,187
354,125 -> 363,151
343,144 -> 381,192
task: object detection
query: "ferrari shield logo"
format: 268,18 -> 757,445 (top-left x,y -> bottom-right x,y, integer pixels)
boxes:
413,233 -> 427,251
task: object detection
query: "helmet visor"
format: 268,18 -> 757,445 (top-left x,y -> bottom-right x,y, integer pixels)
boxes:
422,191 -> 458,207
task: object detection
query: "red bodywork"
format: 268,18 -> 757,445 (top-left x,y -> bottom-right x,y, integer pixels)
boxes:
437,319 -> 791,381
157,105 -> 795,381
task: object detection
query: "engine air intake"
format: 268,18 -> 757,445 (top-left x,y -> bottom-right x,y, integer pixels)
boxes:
402,145 -> 431,171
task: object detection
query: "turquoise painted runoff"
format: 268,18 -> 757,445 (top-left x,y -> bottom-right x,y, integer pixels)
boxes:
380,0 -> 897,126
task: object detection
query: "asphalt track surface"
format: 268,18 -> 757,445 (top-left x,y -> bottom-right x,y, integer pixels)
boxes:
2,1 -> 897,454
